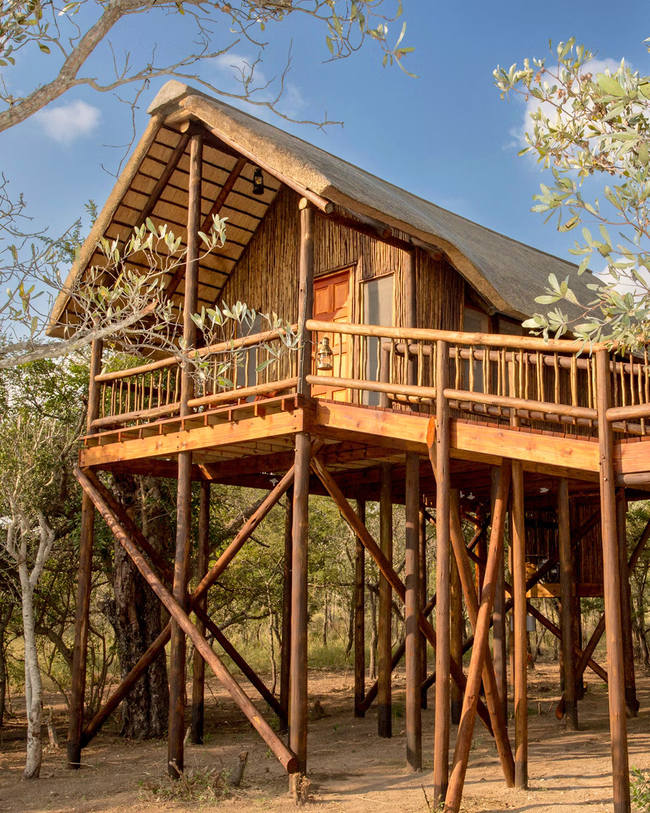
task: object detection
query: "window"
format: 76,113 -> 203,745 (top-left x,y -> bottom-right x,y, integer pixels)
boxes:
362,274 -> 394,405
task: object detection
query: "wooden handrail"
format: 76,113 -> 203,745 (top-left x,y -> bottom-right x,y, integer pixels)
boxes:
95,326 -> 295,382
443,389 -> 597,421
307,319 -> 604,352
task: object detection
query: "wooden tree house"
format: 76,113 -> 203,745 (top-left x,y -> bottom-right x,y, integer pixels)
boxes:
51,80 -> 650,813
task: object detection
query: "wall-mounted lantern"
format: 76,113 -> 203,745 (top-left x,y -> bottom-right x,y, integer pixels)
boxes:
317,337 -> 334,371
252,167 -> 265,196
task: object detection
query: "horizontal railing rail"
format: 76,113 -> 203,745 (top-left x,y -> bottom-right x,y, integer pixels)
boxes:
89,318 -> 650,439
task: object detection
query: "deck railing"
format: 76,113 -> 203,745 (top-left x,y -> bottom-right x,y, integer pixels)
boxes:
306,320 -> 650,437
88,320 -> 650,438
91,327 -> 298,430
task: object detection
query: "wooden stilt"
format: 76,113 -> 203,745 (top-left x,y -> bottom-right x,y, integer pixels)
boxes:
67,492 -> 97,767
405,451 -> 422,770
191,481 -> 210,744
558,478 -> 578,731
491,468 -> 508,719
596,349 -> 630,813
616,489 -> 639,716
67,338 -> 102,768
450,539 -> 463,726
445,461 -> 512,813
354,500 -> 366,718
434,340 -> 451,804
169,130 -> 203,779
419,505 -> 428,709
280,486 -> 293,732
511,459 -> 527,789
378,463 -> 393,738
290,433 -> 311,774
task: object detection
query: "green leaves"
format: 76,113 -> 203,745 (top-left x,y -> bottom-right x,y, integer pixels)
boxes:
596,73 -> 627,98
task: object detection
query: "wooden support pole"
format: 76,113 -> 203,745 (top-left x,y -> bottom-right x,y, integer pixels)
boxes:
450,537 -> 463,725
290,433 -> 311,775
67,337 -> 102,768
419,505 -> 428,709
492,466 -> 508,719
596,349 -> 630,813
191,481 -> 210,744
354,500 -> 366,717
512,459 -> 527,789
405,452 -> 422,770
280,486 -> 293,731
378,463 -> 393,738
445,462 -> 512,813
435,340 -> 451,804
77,468 -> 298,774
558,478 -> 578,731
169,130 -> 202,779
616,489 -> 639,716
297,200 -> 315,397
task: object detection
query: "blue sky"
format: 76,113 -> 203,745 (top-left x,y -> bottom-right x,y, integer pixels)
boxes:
1,0 -> 648,270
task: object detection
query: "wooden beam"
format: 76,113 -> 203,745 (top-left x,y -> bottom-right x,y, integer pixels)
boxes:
317,208 -> 414,253
405,452 -> 422,770
297,201 -> 315,397
67,338 -> 102,769
434,341 -> 451,805
596,349 -> 631,813
290,433 -> 311,775
512,460 -> 527,789
558,478 -> 578,731
378,463 -> 393,738
280,486 -> 293,730
191,481 -> 210,744
616,488 -> 639,716
354,499 -> 366,718
137,132 -> 191,228
169,131 -> 203,779
491,467 -> 508,719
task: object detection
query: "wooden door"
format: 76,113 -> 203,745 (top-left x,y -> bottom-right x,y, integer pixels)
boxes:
312,268 -> 352,401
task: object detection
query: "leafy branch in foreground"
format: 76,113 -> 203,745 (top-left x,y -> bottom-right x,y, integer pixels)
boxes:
494,38 -> 650,348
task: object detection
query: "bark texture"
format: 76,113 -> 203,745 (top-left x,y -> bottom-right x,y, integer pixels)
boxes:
102,475 -> 169,739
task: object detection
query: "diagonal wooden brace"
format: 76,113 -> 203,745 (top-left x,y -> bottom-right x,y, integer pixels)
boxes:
75,467 -> 298,773
310,455 -> 494,736
77,465 -> 295,745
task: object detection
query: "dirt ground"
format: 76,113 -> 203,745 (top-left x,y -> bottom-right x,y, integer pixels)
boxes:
1,663 -> 649,813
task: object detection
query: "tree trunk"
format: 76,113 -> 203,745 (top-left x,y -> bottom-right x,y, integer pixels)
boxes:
0,602 -> 13,727
102,475 -> 169,739
20,573 -> 42,779
368,584 -> 378,681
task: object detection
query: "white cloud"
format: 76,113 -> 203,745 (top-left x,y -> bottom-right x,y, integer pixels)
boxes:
212,51 -> 305,121
35,99 -> 101,145
512,57 -> 621,150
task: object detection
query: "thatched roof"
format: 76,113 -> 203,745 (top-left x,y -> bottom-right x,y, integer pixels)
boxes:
49,80 -> 594,335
